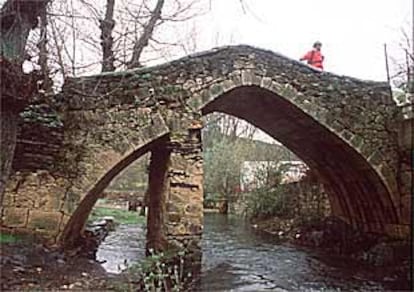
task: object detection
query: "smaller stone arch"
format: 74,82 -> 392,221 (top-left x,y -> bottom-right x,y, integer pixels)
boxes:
58,110 -> 170,248
60,134 -> 168,249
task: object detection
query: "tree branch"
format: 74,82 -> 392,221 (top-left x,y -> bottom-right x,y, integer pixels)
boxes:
127,0 -> 165,69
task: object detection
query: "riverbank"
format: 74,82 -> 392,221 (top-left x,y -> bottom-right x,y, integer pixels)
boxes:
251,215 -> 412,290
0,235 -> 135,291
0,207 -> 147,291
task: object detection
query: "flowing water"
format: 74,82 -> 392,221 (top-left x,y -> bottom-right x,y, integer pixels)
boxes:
96,214 -> 405,291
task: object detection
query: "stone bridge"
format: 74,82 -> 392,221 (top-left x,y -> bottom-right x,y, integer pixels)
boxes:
1,46 -> 411,257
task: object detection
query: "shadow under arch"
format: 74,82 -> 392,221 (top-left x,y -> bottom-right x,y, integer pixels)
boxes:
201,85 -> 398,233
60,134 -> 169,249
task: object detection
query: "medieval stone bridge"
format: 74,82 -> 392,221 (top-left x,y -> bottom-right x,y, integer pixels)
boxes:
1,45 -> 411,256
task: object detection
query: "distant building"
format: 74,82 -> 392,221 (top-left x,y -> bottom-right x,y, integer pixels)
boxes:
277,160 -> 308,184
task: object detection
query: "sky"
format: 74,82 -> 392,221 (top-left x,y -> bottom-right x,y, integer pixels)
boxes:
181,0 -> 411,82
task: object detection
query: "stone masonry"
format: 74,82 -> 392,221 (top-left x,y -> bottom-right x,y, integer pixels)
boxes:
1,46 -> 411,256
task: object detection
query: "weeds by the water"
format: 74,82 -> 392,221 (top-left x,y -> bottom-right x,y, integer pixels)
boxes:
122,249 -> 192,292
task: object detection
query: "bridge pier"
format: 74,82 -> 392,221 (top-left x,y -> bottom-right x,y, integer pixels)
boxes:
146,145 -> 169,252
146,127 -> 204,276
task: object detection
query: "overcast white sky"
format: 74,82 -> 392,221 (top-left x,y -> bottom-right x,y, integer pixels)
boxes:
183,0 -> 411,82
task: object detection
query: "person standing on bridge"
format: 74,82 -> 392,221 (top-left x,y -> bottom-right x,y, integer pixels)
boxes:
300,41 -> 324,70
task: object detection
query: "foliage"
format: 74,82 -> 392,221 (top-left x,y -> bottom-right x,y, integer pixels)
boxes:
20,104 -> 63,128
0,233 -> 21,244
108,154 -> 149,191
246,185 -> 296,220
125,249 -> 192,292
88,207 -> 146,225
244,161 -> 293,219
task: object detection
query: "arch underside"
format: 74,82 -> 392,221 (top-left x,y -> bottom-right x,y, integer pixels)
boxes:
60,134 -> 168,247
202,86 -> 398,233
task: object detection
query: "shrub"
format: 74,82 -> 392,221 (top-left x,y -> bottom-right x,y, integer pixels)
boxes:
247,185 -> 296,220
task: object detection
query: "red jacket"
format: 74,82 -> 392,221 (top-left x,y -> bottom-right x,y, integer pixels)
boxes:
301,49 -> 324,70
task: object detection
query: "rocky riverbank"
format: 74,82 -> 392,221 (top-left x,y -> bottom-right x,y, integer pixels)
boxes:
0,238 -> 135,291
0,210 -> 145,291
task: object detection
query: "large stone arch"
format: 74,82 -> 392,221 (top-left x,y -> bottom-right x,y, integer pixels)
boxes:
195,83 -> 397,233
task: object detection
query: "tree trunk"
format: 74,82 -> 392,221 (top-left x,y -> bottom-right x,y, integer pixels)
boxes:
100,0 -> 115,72
0,109 -> 18,204
1,0 -> 49,61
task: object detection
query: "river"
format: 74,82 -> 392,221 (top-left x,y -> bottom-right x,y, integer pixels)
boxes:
96,213 -> 403,291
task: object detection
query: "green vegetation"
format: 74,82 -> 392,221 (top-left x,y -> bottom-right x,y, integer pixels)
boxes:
125,249 -> 191,292
247,185 -> 295,220
0,233 -> 21,244
243,162 -> 298,220
88,207 -> 146,225
108,154 -> 149,192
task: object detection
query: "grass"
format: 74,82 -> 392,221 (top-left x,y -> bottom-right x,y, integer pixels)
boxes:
0,233 -> 21,244
88,207 -> 146,225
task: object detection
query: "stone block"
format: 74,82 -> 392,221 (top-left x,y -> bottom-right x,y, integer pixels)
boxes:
340,129 -> 354,142
209,82 -> 224,98
349,134 -> 363,149
241,69 -> 254,85
222,79 -> 236,92
185,203 -> 202,215
2,207 -> 29,227
260,76 -> 273,89
400,195 -> 412,225
384,224 -> 411,239
166,223 -> 188,236
280,83 -> 299,99
2,191 -> 14,207
187,93 -> 202,111
168,212 -> 182,223
228,70 -> 242,86
27,210 -> 62,232
167,201 -> 184,213
367,150 -> 383,166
